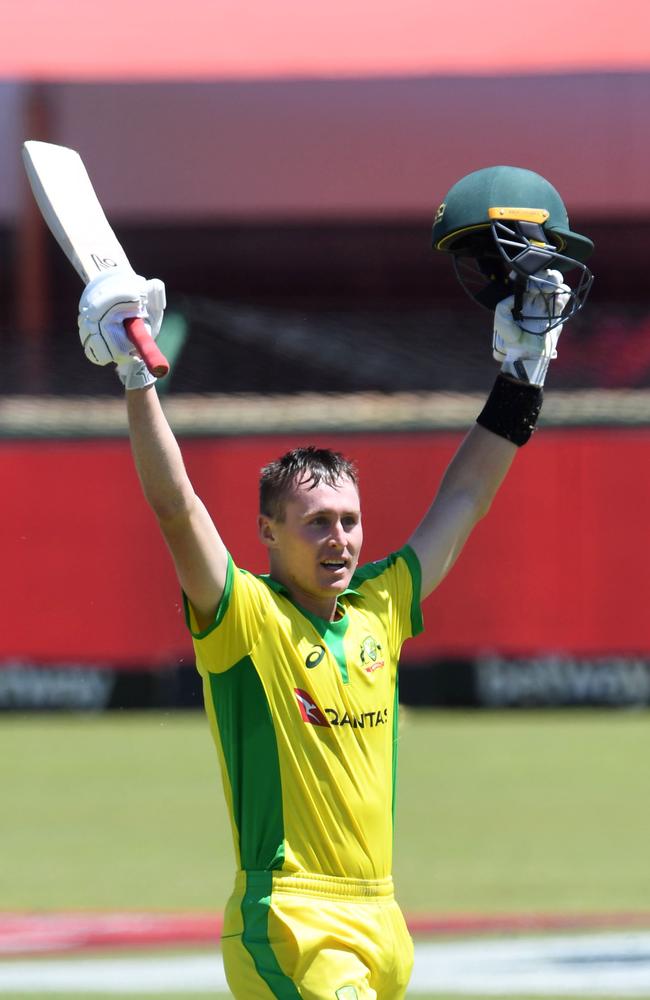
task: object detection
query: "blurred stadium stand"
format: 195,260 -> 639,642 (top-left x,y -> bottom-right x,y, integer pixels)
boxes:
2,218 -> 650,403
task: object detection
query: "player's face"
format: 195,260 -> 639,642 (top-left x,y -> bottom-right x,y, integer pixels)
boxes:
260,475 -> 363,620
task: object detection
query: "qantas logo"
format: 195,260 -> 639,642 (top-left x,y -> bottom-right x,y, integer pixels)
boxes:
294,689 -> 388,730
294,688 -> 330,727
326,706 -> 388,728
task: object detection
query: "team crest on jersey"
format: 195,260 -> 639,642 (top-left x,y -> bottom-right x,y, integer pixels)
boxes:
294,688 -> 330,727
360,635 -> 384,673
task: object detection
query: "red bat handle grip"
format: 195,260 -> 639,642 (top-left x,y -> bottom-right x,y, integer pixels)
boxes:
124,317 -> 170,378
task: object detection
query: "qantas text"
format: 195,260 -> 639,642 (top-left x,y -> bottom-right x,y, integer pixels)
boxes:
324,707 -> 389,728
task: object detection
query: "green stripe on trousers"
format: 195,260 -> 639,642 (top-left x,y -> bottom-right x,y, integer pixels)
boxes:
241,871 -> 302,999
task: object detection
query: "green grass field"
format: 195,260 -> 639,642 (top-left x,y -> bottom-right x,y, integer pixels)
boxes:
2,707 -> 649,912
1,707 -> 649,999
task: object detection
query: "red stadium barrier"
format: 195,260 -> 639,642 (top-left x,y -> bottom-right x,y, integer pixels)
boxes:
3,429 -> 650,666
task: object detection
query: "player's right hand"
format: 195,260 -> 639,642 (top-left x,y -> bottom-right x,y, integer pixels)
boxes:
78,269 -> 166,388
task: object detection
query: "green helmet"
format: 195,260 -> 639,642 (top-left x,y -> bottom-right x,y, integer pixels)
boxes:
432,165 -> 594,324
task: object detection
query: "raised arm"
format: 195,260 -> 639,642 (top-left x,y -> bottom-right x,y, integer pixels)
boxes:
408,269 -> 568,600
78,270 -> 228,628
126,386 -> 228,625
407,421 -> 516,599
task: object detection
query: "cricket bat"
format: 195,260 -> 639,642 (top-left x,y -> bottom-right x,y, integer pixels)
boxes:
21,140 -> 169,377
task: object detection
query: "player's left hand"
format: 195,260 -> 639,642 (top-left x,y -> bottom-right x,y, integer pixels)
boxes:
493,269 -> 571,386
78,269 -> 166,389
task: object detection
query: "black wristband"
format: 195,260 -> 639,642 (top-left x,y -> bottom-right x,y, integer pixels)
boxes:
476,374 -> 543,446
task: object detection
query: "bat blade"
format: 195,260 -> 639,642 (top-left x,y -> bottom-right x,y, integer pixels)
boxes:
22,140 -> 169,377
22,141 -> 131,283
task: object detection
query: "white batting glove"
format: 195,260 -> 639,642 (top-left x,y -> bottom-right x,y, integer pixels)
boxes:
493,269 -> 571,386
78,269 -> 166,390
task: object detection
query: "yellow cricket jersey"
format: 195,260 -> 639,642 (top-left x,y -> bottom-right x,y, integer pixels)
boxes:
184,545 -> 423,882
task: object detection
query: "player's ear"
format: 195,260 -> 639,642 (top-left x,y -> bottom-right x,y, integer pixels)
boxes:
258,514 -> 278,548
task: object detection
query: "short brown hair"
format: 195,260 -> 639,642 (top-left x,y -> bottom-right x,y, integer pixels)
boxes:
259,446 -> 359,520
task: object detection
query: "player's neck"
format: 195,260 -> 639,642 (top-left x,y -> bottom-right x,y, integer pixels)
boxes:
287,584 -> 341,622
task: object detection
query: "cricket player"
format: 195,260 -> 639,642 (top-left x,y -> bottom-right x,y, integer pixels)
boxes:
77,166 -> 593,999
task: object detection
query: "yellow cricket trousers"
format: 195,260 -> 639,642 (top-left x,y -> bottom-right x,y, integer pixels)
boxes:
221,870 -> 414,999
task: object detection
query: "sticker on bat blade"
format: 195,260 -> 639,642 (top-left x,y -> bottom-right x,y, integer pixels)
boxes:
91,253 -> 119,271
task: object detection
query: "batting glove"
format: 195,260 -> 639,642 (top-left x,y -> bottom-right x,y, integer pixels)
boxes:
493,269 -> 571,386
78,269 -> 166,390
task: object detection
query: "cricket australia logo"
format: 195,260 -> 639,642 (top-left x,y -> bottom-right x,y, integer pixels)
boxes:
360,635 -> 385,673
294,688 -> 330,727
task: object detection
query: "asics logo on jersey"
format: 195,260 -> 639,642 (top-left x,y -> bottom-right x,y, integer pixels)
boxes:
294,688 -> 330,727
305,644 -> 326,669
